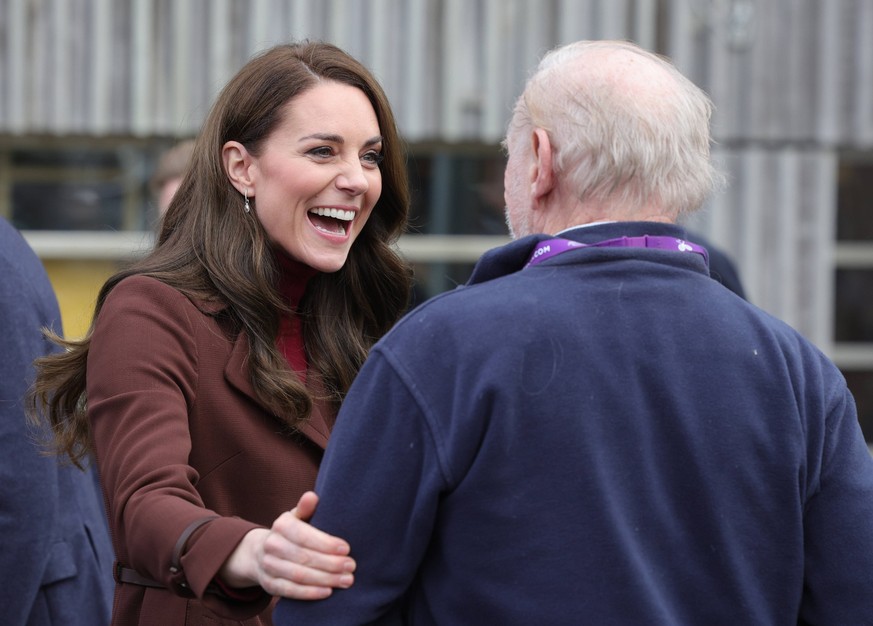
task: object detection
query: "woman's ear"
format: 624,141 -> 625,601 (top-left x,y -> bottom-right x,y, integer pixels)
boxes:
222,140 -> 255,195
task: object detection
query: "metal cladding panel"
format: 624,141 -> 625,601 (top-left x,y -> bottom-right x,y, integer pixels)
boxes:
667,0 -> 873,148
0,0 -> 869,144
0,0 -> 653,140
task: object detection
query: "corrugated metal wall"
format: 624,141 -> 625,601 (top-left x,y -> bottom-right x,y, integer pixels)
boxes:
0,0 -> 662,139
2,0 -> 873,350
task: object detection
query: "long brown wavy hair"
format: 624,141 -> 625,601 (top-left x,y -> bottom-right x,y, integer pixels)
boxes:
30,42 -> 412,467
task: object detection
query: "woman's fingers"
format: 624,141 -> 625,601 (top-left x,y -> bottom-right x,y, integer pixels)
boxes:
291,490 -> 320,522
273,508 -> 351,556
259,574 -> 335,600
258,511 -> 356,598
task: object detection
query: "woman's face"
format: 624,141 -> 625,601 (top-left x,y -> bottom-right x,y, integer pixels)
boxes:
248,80 -> 383,273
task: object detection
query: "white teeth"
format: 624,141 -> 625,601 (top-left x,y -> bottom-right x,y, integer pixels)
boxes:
310,207 -> 354,221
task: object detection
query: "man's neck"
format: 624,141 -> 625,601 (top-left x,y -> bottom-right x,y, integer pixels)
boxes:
539,192 -> 678,233
554,220 -> 616,235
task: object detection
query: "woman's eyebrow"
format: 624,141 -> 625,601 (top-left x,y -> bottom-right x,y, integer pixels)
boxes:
298,133 -> 383,146
299,132 -> 343,143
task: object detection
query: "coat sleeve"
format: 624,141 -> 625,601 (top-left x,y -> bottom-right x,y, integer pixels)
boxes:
0,259 -> 65,624
88,276 -> 270,619
0,226 -> 114,625
274,346 -> 451,624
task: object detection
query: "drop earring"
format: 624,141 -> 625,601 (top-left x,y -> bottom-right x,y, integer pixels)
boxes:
244,189 -> 251,213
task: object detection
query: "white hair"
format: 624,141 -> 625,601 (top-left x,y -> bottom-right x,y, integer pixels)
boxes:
505,40 -> 724,218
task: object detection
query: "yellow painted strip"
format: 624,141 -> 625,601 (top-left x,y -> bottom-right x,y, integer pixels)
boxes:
42,260 -> 118,340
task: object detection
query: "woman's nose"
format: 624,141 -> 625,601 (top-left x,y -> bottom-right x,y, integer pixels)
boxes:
336,159 -> 369,195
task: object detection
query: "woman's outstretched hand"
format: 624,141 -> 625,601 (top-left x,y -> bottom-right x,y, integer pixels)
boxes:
220,491 -> 355,599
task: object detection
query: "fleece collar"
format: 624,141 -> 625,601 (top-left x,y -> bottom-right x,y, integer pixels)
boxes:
466,221 -> 703,286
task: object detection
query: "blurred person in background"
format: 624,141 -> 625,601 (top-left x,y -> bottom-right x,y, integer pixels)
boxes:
150,139 -> 196,218
2,215 -> 114,625
29,40 -> 411,626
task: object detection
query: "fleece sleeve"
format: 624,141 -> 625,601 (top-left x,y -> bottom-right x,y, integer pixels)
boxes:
273,346 -> 450,624
799,380 -> 873,623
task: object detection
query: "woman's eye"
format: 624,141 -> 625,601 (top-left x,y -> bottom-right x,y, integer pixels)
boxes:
308,146 -> 334,159
362,150 -> 384,167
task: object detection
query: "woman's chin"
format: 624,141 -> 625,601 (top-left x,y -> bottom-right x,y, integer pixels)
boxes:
301,254 -> 349,274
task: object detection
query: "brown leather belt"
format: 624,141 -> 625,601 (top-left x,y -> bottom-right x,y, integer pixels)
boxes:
115,563 -> 164,589
112,515 -> 219,590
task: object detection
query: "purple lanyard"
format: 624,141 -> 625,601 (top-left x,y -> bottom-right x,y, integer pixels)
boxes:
525,235 -> 709,268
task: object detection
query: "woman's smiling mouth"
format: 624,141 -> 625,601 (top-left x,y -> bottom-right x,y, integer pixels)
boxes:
308,207 -> 355,235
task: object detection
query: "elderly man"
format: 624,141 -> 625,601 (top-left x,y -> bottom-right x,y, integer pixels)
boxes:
275,40 -> 873,624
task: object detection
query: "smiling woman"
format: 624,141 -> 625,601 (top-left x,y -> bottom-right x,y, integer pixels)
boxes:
28,42 -> 412,626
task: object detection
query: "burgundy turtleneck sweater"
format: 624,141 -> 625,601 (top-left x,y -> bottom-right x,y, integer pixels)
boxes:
275,254 -> 318,380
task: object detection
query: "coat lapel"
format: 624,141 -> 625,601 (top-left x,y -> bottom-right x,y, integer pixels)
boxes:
224,330 -> 332,450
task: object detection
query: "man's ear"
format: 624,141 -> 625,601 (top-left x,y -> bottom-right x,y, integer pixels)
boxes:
222,140 -> 255,195
530,128 -> 556,206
